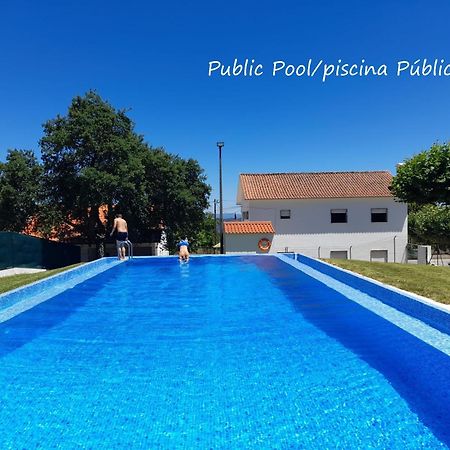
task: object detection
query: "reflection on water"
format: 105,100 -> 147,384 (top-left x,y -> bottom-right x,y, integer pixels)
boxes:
180,260 -> 190,278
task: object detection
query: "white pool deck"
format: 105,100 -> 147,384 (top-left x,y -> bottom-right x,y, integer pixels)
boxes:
0,268 -> 46,278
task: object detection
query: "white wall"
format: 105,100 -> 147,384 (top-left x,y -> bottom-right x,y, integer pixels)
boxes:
79,243 -> 159,261
224,233 -> 275,254
240,197 -> 408,262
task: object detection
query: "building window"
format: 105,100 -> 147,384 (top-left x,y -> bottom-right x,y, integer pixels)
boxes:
242,211 -> 249,220
330,250 -> 348,259
371,208 -> 388,222
331,209 -> 347,223
280,209 -> 291,219
370,249 -> 388,262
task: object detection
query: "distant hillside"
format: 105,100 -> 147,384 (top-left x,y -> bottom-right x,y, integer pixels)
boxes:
224,212 -> 241,221
207,211 -> 241,221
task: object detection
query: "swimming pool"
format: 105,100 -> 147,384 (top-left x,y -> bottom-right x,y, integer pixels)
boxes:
0,255 -> 449,448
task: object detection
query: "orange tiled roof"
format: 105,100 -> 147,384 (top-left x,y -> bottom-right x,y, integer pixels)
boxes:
22,205 -> 109,241
224,221 -> 275,234
240,171 -> 394,200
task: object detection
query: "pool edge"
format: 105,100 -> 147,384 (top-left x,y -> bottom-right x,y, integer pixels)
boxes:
0,257 -> 122,323
281,254 -> 450,314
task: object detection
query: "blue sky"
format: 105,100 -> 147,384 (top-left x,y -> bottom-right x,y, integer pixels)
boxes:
1,0 -> 450,213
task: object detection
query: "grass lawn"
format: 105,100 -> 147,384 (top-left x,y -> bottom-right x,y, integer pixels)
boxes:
323,259 -> 450,305
0,264 -> 82,295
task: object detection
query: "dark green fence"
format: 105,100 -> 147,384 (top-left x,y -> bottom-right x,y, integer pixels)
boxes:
0,232 -> 81,270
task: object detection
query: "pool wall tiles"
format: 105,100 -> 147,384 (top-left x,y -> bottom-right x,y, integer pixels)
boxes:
0,257 -> 120,315
295,254 -> 450,335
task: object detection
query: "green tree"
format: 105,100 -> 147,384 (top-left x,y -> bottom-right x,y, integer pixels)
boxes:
0,149 -> 42,232
114,148 -> 211,250
40,91 -> 210,254
390,142 -> 450,205
190,212 -> 217,251
147,155 -> 211,250
408,204 -> 450,248
40,91 -> 149,254
391,142 -> 450,248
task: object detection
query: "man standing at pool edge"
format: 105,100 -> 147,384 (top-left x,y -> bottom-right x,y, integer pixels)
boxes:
110,214 -> 129,260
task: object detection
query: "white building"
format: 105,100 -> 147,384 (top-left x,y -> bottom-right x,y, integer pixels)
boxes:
226,171 -> 408,262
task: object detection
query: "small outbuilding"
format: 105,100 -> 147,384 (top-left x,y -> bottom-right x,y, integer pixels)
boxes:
224,221 -> 275,254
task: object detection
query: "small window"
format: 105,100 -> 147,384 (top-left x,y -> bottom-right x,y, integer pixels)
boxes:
370,249 -> 388,262
280,209 -> 291,219
242,211 -> 249,220
371,208 -> 388,222
330,250 -> 348,259
331,209 -> 347,223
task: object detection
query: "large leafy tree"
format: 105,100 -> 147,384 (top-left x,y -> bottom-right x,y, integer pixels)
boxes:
193,212 -> 217,250
40,91 -> 148,253
141,148 -> 210,249
0,149 -> 42,232
408,204 -> 450,247
390,142 -> 450,205
391,142 -> 450,248
40,91 -> 210,254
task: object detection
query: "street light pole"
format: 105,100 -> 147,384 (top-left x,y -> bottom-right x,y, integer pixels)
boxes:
217,142 -> 224,254
213,198 -> 218,247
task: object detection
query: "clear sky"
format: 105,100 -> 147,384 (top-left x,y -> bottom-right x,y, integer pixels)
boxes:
1,0 -> 450,214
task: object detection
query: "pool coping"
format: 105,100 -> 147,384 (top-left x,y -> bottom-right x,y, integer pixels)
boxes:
276,254 -> 450,358
0,257 -> 115,298
277,253 -> 450,341
286,254 -> 450,314
0,257 -> 122,323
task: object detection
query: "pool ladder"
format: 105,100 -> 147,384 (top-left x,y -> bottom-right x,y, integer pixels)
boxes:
125,240 -> 134,259
116,240 -> 134,259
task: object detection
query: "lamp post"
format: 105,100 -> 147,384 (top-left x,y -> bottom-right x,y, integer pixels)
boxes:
217,141 -> 224,254
213,199 -> 218,248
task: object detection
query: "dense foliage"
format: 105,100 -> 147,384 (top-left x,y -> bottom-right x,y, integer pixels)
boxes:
40,91 -> 150,251
141,148 -> 211,250
390,142 -> 450,205
391,142 -> 450,248
408,204 -> 450,247
0,149 -> 42,232
191,213 -> 217,250
0,91 -> 211,254
39,91 -> 211,253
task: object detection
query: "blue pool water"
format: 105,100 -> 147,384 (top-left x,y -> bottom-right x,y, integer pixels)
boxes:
0,256 -> 449,448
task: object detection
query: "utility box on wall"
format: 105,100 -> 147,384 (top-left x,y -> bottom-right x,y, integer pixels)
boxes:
417,245 -> 432,265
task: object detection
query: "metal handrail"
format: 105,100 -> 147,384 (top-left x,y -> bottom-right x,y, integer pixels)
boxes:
125,240 -> 133,259
116,239 -> 133,259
